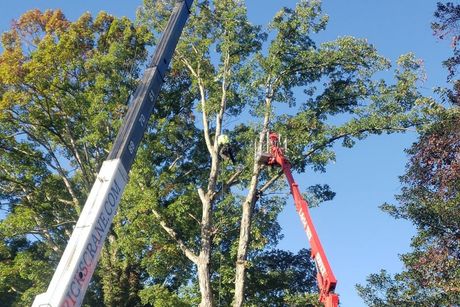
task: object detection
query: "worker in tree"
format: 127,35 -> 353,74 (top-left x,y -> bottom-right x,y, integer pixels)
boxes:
217,133 -> 236,164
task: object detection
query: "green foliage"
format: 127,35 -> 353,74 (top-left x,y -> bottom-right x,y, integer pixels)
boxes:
0,239 -> 51,306
0,1 -> 441,305
139,284 -> 190,307
357,4 -> 460,305
136,0 -> 439,303
359,110 -> 460,306
357,270 -> 423,306
0,8 -> 151,305
244,249 -> 319,306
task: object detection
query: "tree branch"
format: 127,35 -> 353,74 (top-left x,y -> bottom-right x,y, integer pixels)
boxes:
177,52 -> 199,78
214,52 -> 230,147
151,208 -> 199,264
210,167 -> 245,201
197,188 -> 207,205
199,81 -> 213,155
19,127 -> 81,212
304,126 -> 419,158
256,170 -> 284,198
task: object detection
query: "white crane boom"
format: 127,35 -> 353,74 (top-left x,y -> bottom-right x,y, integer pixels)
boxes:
32,1 -> 193,306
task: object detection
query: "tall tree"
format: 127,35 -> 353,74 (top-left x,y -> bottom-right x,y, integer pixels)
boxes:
357,2 -> 460,306
136,0 -> 438,306
432,1 -> 460,105
0,9 -> 152,305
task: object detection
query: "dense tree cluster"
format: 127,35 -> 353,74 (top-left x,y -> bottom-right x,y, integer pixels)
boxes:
0,1 -> 440,306
0,9 -> 152,305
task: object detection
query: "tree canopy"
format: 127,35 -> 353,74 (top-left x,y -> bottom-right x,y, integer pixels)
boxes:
0,1 -> 441,306
0,8 -> 152,305
357,2 -> 460,306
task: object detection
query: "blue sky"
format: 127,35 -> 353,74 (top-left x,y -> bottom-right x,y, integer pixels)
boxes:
0,1 -> 452,306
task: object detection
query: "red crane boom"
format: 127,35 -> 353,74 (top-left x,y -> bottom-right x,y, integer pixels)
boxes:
266,132 -> 339,307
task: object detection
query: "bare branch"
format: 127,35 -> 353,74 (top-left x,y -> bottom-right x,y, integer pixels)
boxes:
168,155 -> 183,170
210,167 -> 245,201
188,212 -> 202,226
57,198 -> 76,206
198,188 -> 207,204
151,208 -> 199,264
214,52 -> 230,146
177,52 -> 199,78
10,286 -> 23,295
199,81 -> 214,155
64,121 -> 93,188
257,170 -> 284,197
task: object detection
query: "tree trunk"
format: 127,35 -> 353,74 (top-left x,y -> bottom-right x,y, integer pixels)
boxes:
233,96 -> 271,307
233,166 -> 260,307
197,180 -> 216,306
197,254 -> 214,307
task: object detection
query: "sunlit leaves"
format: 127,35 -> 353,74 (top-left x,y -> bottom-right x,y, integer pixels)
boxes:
0,9 -> 152,305
359,88 -> 460,307
358,6 -> 460,303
